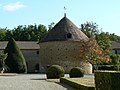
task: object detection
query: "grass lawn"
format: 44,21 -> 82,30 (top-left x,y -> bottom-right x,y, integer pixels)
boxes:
46,76 -> 95,90
0,73 -> 17,76
64,77 -> 95,87
60,77 -> 95,90
46,78 -> 60,83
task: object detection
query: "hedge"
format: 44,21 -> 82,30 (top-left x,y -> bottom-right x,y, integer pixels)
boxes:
60,77 -> 95,90
95,70 -> 120,90
96,65 -> 120,71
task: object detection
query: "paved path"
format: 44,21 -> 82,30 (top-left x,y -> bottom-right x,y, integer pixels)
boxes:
0,74 -> 75,90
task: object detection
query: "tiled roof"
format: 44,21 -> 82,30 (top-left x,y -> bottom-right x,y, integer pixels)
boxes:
41,16 -> 88,42
0,41 -> 39,50
112,41 -> 120,49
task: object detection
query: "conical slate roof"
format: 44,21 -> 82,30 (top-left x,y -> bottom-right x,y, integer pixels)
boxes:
41,16 -> 88,42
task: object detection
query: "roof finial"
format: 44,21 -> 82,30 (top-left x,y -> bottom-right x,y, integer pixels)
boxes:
64,6 -> 67,17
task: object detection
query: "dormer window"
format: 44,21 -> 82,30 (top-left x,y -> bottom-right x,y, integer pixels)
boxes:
67,33 -> 72,39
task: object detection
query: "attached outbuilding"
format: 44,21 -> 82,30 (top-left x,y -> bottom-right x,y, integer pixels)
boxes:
0,41 -> 40,73
112,41 -> 120,54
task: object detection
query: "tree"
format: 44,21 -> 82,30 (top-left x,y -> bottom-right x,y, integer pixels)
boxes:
0,51 -> 7,72
38,24 -> 48,41
80,38 -> 111,65
109,33 -> 120,42
81,22 -> 112,56
110,54 -> 120,65
48,22 -> 55,31
4,30 -> 13,41
0,29 -> 6,41
4,38 -> 27,73
0,24 -> 48,41
81,22 -> 100,38
96,32 -> 112,56
20,31 -> 31,41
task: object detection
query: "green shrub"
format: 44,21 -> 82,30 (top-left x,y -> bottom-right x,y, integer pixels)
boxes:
4,38 -> 27,73
47,65 -> 64,79
69,67 -> 84,78
110,54 -> 120,65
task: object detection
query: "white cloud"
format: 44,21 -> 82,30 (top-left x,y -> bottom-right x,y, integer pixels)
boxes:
3,2 -> 26,11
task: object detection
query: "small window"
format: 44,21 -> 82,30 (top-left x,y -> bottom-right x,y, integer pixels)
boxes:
115,50 -> 117,54
116,50 -> 120,54
36,51 -> 39,54
26,62 -> 28,70
47,65 -> 50,69
67,33 -> 72,39
35,64 -> 39,71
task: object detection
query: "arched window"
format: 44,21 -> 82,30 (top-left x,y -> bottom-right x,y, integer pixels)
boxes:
67,33 -> 72,39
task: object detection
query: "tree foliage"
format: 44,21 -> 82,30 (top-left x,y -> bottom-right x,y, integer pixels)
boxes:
0,24 -> 48,41
81,22 -> 120,42
0,51 -> 7,68
80,38 -> 111,64
48,22 -> 55,31
81,22 -> 114,64
0,22 -> 120,42
110,54 -> 120,65
81,22 -> 100,38
4,38 -> 27,73
96,32 -> 112,55
81,22 -> 112,57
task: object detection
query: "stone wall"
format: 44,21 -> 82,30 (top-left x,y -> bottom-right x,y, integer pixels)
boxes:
39,41 -> 83,73
22,50 -> 40,73
0,49 -> 40,73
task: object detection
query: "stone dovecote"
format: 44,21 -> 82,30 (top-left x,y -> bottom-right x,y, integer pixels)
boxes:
39,16 -> 89,73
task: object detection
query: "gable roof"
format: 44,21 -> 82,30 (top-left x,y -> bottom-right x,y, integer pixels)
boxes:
41,16 -> 88,42
0,41 -> 39,50
112,41 -> 120,49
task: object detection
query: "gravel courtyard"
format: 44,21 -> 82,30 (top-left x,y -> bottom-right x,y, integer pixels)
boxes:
0,74 -> 75,90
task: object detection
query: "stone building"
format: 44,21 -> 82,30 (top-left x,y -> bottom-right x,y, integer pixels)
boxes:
0,41 -> 40,73
39,16 -> 89,73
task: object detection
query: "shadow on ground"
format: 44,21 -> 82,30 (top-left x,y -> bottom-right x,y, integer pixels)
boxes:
31,78 -> 46,80
56,82 -> 76,90
31,78 -> 76,90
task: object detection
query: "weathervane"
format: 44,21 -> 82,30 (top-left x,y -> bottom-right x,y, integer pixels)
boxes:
64,6 -> 67,17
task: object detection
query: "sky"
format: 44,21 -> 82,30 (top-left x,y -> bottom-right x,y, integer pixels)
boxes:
0,0 -> 120,35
